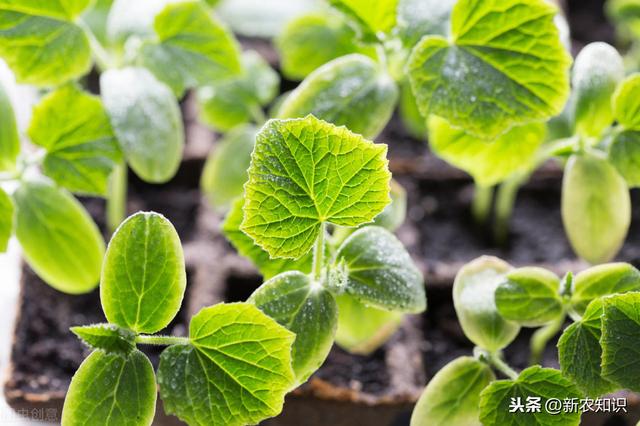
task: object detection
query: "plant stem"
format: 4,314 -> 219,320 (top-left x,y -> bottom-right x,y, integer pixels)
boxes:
530,314 -> 565,365
107,162 -> 127,233
494,176 -> 525,245
488,351 -> 518,380
312,223 -> 326,282
77,19 -> 114,71
472,184 -> 493,225
135,334 -> 190,346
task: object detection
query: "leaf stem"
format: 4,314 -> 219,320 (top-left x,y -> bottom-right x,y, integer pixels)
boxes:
529,314 -> 565,365
107,162 -> 127,233
135,334 -> 190,346
77,19 -> 114,71
494,175 -> 525,245
488,351 -> 518,380
472,184 -> 493,226
312,223 -> 326,283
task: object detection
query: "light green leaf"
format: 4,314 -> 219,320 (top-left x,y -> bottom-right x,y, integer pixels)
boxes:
571,42 -> 624,138
428,116 -> 545,187
0,187 -> 12,252
101,212 -> 185,334
613,73 -> 640,131
276,13 -> 370,80
0,10 -> 91,87
479,366 -> 581,426
399,82 -> 427,139
101,67 -> 184,183
601,292 -> 640,392
371,179 -> 407,231
411,356 -> 494,426
607,0 -> 640,41
335,293 -> 403,355
249,271 -> 337,383
329,0 -> 398,38
62,350 -> 156,426
495,267 -> 562,327
13,180 -> 104,294
157,303 -> 296,426
241,116 -> 391,259
453,256 -> 520,351
396,0 -> 456,46
558,298 -> 616,397
106,0 -> 173,45
0,80 -> 18,171
561,153 -> 630,264
81,0 -> 113,47
140,0 -> 242,97
201,125 -> 256,210
609,130 -> 640,187
197,51 -> 279,132
71,323 -> 136,356
28,85 -> 121,196
223,198 -> 313,279
0,0 -> 91,20
333,226 -> 425,313
277,54 -> 398,139
570,262 -> 640,315
407,0 -> 571,140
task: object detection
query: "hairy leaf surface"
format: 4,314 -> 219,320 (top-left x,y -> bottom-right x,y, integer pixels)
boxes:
71,324 -> 136,356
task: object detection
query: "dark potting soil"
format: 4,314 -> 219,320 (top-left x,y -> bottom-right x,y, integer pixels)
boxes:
567,0 -> 616,50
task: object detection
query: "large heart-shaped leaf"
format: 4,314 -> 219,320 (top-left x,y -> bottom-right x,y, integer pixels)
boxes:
101,212 -> 186,334
0,80 -> 18,171
408,0 -> 571,139
157,303 -> 295,426
241,116 -> 391,259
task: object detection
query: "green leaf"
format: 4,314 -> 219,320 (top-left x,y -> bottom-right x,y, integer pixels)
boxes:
106,0 -> 173,45
101,212 -> 186,334
407,0 -> 571,140
613,73 -> 640,130
101,67 -> 184,183
571,42 -> 624,138
197,51 -> 279,132
157,303 -> 296,426
411,356 -> 494,426
81,0 -> 113,47
371,179 -> 407,231
71,324 -> 136,356
396,0 -> 456,46
609,130 -> 640,187
558,298 -> 616,397
333,226 -> 425,313
223,198 -> 313,279
453,256 -> 520,351
62,350 -> 156,426
0,7 -> 91,86
13,180 -> 104,294
479,366 -> 581,426
428,116 -> 545,187
607,0 -> 640,41
601,292 -> 640,392
399,82 -> 427,140
28,85 -> 121,196
201,125 -> 256,210
276,13 -> 370,80
329,0 -> 398,39
249,271 -> 337,383
0,187 -> 12,252
140,0 -> 242,97
570,262 -> 640,315
0,80 -> 18,171
242,116 -> 391,259
277,54 -> 398,139
335,293 -> 403,355
561,153 -> 630,264
495,267 -> 562,327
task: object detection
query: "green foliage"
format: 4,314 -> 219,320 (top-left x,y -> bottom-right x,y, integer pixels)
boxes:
399,82 -> 427,139
396,0 -> 455,46
0,1 -> 92,86
329,0 -> 398,40
100,67 -> 184,183
158,303 -> 295,426
105,0 -> 173,46
101,212 -> 186,334
453,256 -> 520,351
140,0 -> 242,97
71,323 -> 136,356
561,153 -> 630,264
333,226 -> 425,312
428,116 -> 545,187
28,85 -> 121,196
241,116 -> 390,259
411,357 -> 494,426
371,179 -> 407,232
570,262 -> 640,315
571,42 -> 624,138
601,292 -> 640,392
13,180 -> 104,294
613,73 -> 640,130
62,350 -> 157,426
0,188 -> 12,252
609,130 -> 640,187
0,80 -> 18,171
249,271 -> 337,383
407,0 -> 571,140
277,54 -> 398,139
479,366 -> 581,426
495,267 -> 563,327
